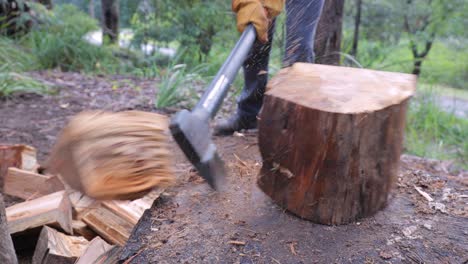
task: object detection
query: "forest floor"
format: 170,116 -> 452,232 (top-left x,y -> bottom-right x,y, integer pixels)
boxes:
0,71 -> 467,263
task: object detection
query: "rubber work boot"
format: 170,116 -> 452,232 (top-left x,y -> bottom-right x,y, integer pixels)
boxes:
213,113 -> 257,136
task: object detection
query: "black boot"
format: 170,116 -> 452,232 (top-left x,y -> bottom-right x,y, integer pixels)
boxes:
213,113 -> 257,136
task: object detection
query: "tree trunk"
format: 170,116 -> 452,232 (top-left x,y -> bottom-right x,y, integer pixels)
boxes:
351,0 -> 362,57
257,63 -> 417,225
313,0 -> 345,65
89,0 -> 95,19
35,0 -> 53,9
412,59 -> 422,76
0,193 -> 18,264
101,0 -> 119,44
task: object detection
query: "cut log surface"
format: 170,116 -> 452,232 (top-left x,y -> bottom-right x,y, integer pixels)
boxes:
4,168 -> 64,200
0,144 -> 38,189
258,63 -> 416,225
6,191 -> 73,234
75,236 -> 112,264
82,206 -> 133,246
32,226 -> 88,264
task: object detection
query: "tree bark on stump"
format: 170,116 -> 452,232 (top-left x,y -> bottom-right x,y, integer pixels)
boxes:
0,193 -> 18,264
257,63 -> 416,225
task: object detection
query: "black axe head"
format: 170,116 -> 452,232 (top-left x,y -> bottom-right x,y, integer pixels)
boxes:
169,109 -> 225,189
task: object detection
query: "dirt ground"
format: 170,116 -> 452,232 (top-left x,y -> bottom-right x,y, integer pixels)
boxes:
1,71 -> 467,263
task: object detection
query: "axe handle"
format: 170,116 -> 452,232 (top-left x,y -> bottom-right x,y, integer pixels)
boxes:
195,24 -> 256,119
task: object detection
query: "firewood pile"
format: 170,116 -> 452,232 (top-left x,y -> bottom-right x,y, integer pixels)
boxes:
0,144 -> 161,263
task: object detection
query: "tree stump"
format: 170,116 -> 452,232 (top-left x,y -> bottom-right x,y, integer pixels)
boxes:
257,63 -> 416,225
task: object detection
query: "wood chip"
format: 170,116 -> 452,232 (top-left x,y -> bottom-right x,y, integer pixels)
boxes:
289,242 -> 297,255
414,185 -> 434,202
228,240 -> 246,246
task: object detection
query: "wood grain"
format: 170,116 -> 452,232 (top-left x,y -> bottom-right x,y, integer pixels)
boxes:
32,226 -> 88,264
82,206 -> 133,246
6,191 -> 73,234
4,168 -> 64,200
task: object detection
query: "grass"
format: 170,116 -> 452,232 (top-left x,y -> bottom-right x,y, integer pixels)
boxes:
405,87 -> 467,169
0,71 -> 49,97
155,60 -> 207,108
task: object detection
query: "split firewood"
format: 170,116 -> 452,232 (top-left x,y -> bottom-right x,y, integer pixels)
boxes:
75,237 -> 112,264
32,226 -> 88,264
258,63 -> 416,225
72,220 -> 98,241
4,167 -> 64,200
0,193 -> 18,264
6,191 -> 73,235
82,205 -> 133,246
102,188 -> 162,225
0,144 -> 38,189
91,246 -> 122,264
67,191 -> 97,219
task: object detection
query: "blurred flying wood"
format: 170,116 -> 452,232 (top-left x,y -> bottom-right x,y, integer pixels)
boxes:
32,226 -> 88,264
0,193 -> 18,264
75,236 -> 112,264
6,191 -> 73,234
72,220 -> 98,241
82,206 -> 133,246
4,168 -> 64,200
258,63 -> 416,225
48,111 -> 174,200
0,144 -> 38,189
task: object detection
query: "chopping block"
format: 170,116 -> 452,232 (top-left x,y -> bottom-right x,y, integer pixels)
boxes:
257,63 -> 416,225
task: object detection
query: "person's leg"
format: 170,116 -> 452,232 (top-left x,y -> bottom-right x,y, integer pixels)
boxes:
237,20 -> 276,121
214,21 -> 276,135
283,0 -> 324,67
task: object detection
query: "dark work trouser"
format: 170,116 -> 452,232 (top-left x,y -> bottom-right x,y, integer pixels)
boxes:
237,0 -> 324,120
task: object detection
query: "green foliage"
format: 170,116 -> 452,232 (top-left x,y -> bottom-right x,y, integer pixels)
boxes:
406,88 -> 467,168
0,71 -> 48,97
0,36 -> 38,71
130,0 -> 233,65
155,61 -> 207,108
24,4 -> 121,73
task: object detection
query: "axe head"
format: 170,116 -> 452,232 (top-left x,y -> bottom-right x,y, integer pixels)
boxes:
169,109 -> 225,189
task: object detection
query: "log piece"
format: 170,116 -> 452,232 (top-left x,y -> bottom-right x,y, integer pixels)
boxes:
82,206 -> 133,246
101,188 -> 162,225
0,144 -> 38,189
67,191 -> 96,219
32,226 -> 88,264
258,63 -> 416,225
0,193 -> 18,264
4,168 -> 64,200
6,191 -> 73,234
72,220 -> 97,241
75,236 -> 112,264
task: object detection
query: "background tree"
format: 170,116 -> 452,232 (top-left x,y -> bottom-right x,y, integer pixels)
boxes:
314,0 -> 345,65
403,0 -> 456,75
350,0 -> 362,57
101,0 -> 118,44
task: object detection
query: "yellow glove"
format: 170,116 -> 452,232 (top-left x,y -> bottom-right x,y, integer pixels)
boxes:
232,0 -> 284,43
